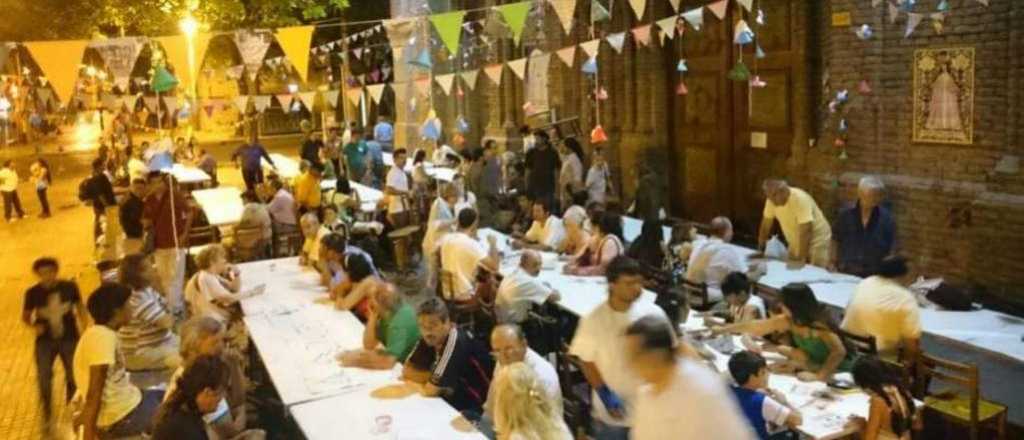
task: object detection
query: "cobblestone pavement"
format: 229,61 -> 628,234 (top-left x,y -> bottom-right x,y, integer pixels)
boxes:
0,132 -> 304,439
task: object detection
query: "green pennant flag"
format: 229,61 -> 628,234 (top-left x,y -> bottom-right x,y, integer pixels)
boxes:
430,10 -> 467,56
497,2 -> 532,45
151,66 -> 179,93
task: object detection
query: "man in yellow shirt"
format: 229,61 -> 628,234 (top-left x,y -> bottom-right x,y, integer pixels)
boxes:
758,179 -> 832,266
294,161 -> 323,219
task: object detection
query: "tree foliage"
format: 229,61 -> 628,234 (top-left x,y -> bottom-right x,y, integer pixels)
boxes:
0,0 -> 350,40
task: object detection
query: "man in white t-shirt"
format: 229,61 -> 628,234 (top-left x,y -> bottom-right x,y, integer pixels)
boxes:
74,283 -> 165,439
758,179 -> 832,266
482,324 -> 571,438
514,200 -> 565,252
568,256 -> 667,440
495,250 -> 561,323
626,316 -> 757,440
439,208 -> 500,301
842,256 -> 921,362
687,216 -> 760,302
384,148 -> 411,226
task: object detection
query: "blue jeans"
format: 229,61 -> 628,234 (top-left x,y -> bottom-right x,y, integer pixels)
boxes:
34,336 -> 77,419
593,420 -> 630,440
102,389 -> 165,438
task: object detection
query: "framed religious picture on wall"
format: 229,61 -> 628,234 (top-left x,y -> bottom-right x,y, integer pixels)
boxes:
913,47 -> 975,145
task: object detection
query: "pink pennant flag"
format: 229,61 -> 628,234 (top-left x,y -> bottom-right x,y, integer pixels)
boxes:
275,94 -> 293,108
595,87 -> 609,100
707,0 -> 728,20
484,64 -> 505,85
508,58 -> 528,80
556,46 -> 577,67
676,81 -> 688,95
631,25 -> 652,47
345,88 -> 363,106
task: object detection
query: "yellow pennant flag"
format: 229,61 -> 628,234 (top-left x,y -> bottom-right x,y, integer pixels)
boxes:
275,26 -> 315,82
24,39 -> 89,104
154,33 -> 211,92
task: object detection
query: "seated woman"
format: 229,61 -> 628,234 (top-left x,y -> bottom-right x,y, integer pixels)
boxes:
153,355 -> 233,440
626,218 -> 668,273
165,317 -> 264,440
558,207 -> 591,257
117,254 -> 181,371
563,212 -> 625,276
849,356 -> 918,440
185,244 -> 263,324
334,253 -> 381,320
715,283 -> 852,381
492,363 -> 573,440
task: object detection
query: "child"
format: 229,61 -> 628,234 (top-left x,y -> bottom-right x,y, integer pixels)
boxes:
849,356 -> 917,440
719,272 -> 767,323
728,351 -> 803,439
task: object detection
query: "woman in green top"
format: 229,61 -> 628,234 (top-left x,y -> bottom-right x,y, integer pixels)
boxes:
716,283 -> 852,381
337,282 -> 421,369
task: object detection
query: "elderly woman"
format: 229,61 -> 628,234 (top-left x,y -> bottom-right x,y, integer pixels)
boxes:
184,244 -> 262,323
165,316 -> 265,440
558,205 -> 591,257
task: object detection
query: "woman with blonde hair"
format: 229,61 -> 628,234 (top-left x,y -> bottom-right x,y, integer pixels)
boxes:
184,244 -> 263,323
492,363 -> 572,440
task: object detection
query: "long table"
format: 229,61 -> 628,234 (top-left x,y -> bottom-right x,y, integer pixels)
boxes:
167,163 -> 211,186
192,187 -> 244,226
237,258 -> 486,438
263,153 -> 301,180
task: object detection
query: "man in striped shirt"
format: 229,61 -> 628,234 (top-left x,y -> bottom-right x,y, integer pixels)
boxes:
117,254 -> 181,371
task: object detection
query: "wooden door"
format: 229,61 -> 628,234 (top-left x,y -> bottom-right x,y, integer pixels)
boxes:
669,0 -> 812,237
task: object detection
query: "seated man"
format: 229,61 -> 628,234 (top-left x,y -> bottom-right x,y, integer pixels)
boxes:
403,298 -> 494,420
686,216 -> 761,303
495,250 -> 561,324
266,178 -> 297,231
513,200 -> 565,252
841,256 -> 920,363
74,283 -> 164,439
236,190 -> 273,254
337,283 -> 421,369
438,208 -> 499,302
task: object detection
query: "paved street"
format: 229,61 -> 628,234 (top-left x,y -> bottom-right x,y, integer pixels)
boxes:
0,130 -> 305,439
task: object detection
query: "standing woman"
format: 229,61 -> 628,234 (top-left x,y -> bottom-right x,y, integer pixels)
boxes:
558,138 -> 585,213
31,158 -> 52,218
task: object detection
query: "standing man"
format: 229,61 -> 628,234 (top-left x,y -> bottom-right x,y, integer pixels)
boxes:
119,178 -> 148,256
231,134 -> 275,192
143,172 -> 192,316
523,130 -> 560,210
0,159 -> 25,221
81,158 -> 118,249
374,115 -> 394,152
294,162 -> 323,219
830,176 -> 897,276
478,140 -> 503,227
568,256 -> 668,440
384,148 -> 411,227
758,179 -> 833,266
299,129 -> 324,167
344,128 -> 370,184
23,257 -> 86,432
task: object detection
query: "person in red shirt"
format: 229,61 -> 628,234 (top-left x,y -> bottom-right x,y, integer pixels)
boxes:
143,171 -> 192,316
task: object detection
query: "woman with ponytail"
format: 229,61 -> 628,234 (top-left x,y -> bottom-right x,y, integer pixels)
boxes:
850,356 -> 917,440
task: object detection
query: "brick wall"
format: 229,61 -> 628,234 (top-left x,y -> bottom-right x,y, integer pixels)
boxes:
802,0 -> 1024,306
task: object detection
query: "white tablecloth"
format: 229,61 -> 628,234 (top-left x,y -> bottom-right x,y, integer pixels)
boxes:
192,187 -> 243,226
167,164 -> 211,185
263,153 -> 301,180
621,216 -> 672,244
320,180 -> 384,213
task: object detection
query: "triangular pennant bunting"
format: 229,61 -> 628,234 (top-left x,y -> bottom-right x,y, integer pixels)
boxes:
889,3 -> 900,24
429,10 -> 468,55
591,0 -> 610,22
580,39 -> 601,58
275,25 -> 315,82
143,96 -> 160,114
628,0 -> 647,19
435,73 -> 456,95
234,95 -> 251,112
298,91 -> 316,110
657,16 -> 679,40
383,18 -> 416,49
484,64 -> 504,85
24,39 -> 89,103
253,95 -> 272,112
367,84 -> 386,104
931,12 -> 945,34
496,1 -> 532,45
606,32 -> 627,53
415,78 -> 433,96
682,7 -> 705,30
155,33 -> 211,91
275,94 -> 293,108
668,0 -> 682,12
346,88 -> 363,106
550,0 -> 578,34
556,46 -> 577,67
707,0 -> 728,20
90,38 -> 144,92
461,69 -> 480,90
324,90 -> 340,108
163,96 -> 178,115
632,25 -> 652,46
737,0 -> 753,12
905,12 -> 923,38
508,58 -> 528,80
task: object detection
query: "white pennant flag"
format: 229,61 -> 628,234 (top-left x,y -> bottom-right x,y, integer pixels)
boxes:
162,96 -> 178,115
628,0 -> 647,19
556,46 -> 577,67
435,73 -> 456,95
580,39 -> 601,58
324,90 -> 340,108
976,0 -> 988,5
367,84 -> 386,103
508,58 -> 528,80
550,0 -> 578,34
606,32 -> 627,53
888,2 -> 900,24
657,16 -> 679,40
669,0 -> 682,12
871,0 -> 883,6
143,96 -> 160,114
253,95 -> 272,113
484,64 -> 505,85
905,12 -> 923,38
461,69 -> 480,90
298,91 -> 316,110
737,0 -> 753,12
682,7 -> 704,30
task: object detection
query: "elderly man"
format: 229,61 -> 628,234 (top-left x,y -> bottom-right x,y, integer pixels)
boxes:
841,256 -> 920,364
513,200 -> 565,252
830,176 -> 897,277
403,298 -> 494,420
337,283 -> 420,370
439,208 -> 500,302
687,217 -> 761,303
481,324 -> 570,438
495,250 -> 561,324
758,179 -> 832,266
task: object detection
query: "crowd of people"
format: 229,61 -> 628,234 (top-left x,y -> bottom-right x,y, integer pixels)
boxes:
18,111 -> 931,440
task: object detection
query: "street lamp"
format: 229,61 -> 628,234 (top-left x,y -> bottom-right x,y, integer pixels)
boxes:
180,14 -> 200,131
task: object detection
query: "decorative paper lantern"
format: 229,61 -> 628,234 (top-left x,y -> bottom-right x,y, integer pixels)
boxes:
590,124 -> 608,144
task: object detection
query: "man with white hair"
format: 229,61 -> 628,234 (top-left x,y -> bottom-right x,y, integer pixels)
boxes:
758,179 -> 832,266
495,250 -> 561,323
830,176 -> 897,276
686,216 -> 759,303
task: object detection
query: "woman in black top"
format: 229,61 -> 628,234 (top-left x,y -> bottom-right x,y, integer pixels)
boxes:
152,355 -> 231,440
627,218 -> 668,272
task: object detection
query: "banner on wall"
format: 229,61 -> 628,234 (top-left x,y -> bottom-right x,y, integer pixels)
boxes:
526,51 -> 550,115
